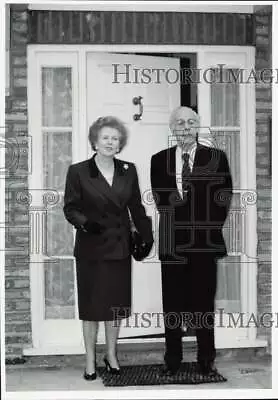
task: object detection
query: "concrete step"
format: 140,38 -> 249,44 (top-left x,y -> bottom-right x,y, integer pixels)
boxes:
6,341 -> 271,368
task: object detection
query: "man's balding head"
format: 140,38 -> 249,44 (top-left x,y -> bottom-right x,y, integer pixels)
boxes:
169,107 -> 200,129
169,106 -> 200,150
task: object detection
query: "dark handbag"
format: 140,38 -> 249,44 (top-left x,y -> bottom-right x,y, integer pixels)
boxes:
130,230 -> 152,261
129,210 -> 153,261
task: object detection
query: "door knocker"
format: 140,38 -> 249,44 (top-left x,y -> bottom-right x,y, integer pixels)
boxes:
133,96 -> 143,121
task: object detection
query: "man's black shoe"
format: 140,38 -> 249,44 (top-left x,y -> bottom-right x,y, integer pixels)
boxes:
160,364 -> 180,376
198,361 -> 218,375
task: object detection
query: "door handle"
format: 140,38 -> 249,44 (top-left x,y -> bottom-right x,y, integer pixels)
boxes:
133,96 -> 143,121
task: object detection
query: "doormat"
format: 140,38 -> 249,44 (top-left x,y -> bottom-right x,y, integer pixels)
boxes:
98,362 -> 227,386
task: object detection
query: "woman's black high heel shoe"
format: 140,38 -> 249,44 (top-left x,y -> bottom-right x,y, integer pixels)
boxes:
103,356 -> 121,375
83,370 -> 97,380
83,362 -> 97,380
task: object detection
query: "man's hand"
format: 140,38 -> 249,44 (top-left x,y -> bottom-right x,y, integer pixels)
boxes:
142,240 -> 154,255
140,240 -> 154,258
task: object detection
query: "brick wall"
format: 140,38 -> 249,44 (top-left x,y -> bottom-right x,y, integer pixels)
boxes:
254,5 -> 272,351
5,4 -> 31,361
28,10 -> 255,45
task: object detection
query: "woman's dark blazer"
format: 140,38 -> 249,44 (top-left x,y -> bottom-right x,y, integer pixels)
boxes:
63,155 -> 153,261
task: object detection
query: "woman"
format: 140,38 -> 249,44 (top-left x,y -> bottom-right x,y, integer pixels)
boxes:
63,116 -> 153,380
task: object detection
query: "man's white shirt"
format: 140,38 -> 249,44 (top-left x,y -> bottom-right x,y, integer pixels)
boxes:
175,143 -> 197,199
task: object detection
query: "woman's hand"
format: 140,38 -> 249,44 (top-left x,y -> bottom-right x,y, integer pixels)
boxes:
131,233 -> 154,261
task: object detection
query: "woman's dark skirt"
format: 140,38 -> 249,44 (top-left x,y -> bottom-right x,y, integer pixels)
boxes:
75,257 -> 132,321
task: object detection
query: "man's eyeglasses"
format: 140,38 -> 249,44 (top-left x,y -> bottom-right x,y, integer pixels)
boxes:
175,118 -> 198,126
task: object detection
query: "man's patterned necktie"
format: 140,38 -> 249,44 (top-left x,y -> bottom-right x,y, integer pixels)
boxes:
182,152 -> 191,195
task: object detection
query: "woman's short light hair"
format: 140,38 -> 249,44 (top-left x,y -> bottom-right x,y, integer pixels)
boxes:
88,116 -> 128,152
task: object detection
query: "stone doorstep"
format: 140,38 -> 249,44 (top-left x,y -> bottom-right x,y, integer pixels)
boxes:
6,342 -> 271,369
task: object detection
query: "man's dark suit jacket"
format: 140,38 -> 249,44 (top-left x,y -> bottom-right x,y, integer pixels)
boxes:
150,144 -> 233,263
63,155 -> 153,261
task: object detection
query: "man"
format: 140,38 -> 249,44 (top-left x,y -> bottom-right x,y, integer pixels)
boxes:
150,106 -> 233,376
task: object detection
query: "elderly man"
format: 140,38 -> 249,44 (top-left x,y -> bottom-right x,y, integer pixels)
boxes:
150,106 -> 233,375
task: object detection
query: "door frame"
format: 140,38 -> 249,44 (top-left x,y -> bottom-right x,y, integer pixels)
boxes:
25,44 -> 267,355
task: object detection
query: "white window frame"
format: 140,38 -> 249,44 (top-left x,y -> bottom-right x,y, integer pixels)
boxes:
27,50 -> 81,350
26,44 -> 266,355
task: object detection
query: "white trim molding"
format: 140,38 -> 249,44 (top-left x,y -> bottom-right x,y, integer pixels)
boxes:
28,2 -> 254,13
27,44 -> 262,354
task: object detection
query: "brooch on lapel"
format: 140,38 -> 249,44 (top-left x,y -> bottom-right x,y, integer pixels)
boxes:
123,163 -> 129,170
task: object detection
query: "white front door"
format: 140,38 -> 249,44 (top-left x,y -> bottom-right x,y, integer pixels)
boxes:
86,52 -> 180,340
27,46 -> 258,354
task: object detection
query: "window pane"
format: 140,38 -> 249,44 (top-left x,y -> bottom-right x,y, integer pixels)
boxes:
216,256 -> 241,313
215,195 -> 242,313
223,194 -> 243,255
43,131 -> 72,191
211,130 -> 240,189
210,130 -> 241,313
44,259 -> 75,319
46,198 -> 74,257
42,67 -> 72,127
211,69 -> 239,127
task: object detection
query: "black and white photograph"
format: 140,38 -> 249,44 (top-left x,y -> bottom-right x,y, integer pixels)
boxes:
0,1 -> 276,398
